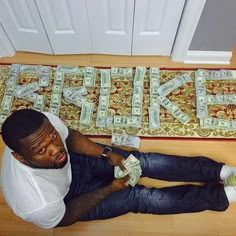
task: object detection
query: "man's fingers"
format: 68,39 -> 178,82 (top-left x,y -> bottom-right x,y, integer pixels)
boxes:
123,175 -> 130,182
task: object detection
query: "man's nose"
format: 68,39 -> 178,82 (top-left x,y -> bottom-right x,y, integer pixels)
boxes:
49,143 -> 61,156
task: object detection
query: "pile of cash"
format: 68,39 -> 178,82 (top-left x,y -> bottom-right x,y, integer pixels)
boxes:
132,66 -> 146,116
57,65 -> 84,75
96,69 -> 111,127
111,133 -> 140,148
111,67 -> 133,78
83,66 -> 97,87
114,154 -> 142,187
63,86 -> 87,107
195,69 -> 236,130
149,70 -> 191,127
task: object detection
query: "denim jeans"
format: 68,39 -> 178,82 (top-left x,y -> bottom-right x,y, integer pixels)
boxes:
64,144 -> 229,221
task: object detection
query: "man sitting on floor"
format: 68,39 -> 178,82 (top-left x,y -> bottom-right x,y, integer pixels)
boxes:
1,109 -> 236,229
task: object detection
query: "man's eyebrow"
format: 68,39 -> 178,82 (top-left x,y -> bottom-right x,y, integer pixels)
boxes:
31,126 -> 55,150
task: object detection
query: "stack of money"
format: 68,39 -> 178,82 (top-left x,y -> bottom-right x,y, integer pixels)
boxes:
157,94 -> 190,124
57,65 -> 85,75
111,67 -> 133,78
15,82 -> 40,99
114,154 -> 142,187
49,94 -> 61,115
63,86 -> 87,108
196,69 -> 236,80
39,66 -> 51,87
96,69 -> 111,127
132,66 -> 146,116
83,66 -> 97,87
157,73 -> 192,97
52,71 -> 65,94
113,115 -> 141,128
79,102 -> 94,125
33,95 -> 45,112
20,65 -> 42,75
200,117 -> 236,131
111,133 -> 140,148
207,94 -> 236,105
149,67 -> 160,129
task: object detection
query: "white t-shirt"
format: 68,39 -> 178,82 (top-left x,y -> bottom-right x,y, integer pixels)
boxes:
0,112 -> 72,229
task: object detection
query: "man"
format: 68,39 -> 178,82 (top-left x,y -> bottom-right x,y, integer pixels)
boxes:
1,109 -> 236,229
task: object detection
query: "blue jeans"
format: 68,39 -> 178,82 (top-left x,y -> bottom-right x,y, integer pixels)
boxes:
64,144 -> 229,221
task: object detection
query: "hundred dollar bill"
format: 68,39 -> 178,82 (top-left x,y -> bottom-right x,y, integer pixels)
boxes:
83,66 -> 97,87
63,90 -> 87,108
100,87 -> 110,96
149,67 -> 159,78
113,116 -> 127,127
111,133 -> 140,148
200,117 -> 231,130
196,96 -> 208,118
41,65 -> 51,73
15,82 -> 40,98
49,93 -> 62,116
57,65 -> 79,74
21,93 -> 37,102
79,102 -> 94,125
157,73 -> 191,97
148,106 -> 160,129
63,86 -> 87,96
100,69 -> 111,87
98,95 -> 110,110
97,107 -> 108,117
114,154 -> 142,187
6,78 -> 17,95
133,66 -> 146,86
39,73 -> 50,87
95,116 -> 113,128
52,71 -> 65,93
111,67 -> 133,78
33,95 -> 45,112
0,94 -> 13,115
126,116 -> 142,128
20,64 -> 42,74
10,64 -> 20,74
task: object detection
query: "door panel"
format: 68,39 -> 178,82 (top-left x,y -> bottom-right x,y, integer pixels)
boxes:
132,0 -> 186,55
0,0 -> 52,54
36,0 -> 91,54
86,0 -> 134,55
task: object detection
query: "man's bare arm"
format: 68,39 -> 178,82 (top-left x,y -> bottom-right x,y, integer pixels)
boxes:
66,128 -> 105,158
66,128 -> 126,170
56,176 -> 130,227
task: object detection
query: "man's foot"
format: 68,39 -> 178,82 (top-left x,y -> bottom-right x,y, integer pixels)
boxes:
226,174 -> 236,186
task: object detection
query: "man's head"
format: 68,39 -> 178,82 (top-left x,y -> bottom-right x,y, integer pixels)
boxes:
2,109 -> 67,169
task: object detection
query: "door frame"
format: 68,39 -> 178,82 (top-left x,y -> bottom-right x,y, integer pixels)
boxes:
171,0 -> 206,62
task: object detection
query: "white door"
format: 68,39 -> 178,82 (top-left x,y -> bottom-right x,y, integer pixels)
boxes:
132,0 -> 186,55
0,0 -> 52,54
36,0 -> 91,54
86,0 -> 134,55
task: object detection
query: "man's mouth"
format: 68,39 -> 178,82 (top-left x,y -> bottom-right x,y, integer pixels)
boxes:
56,151 -> 67,163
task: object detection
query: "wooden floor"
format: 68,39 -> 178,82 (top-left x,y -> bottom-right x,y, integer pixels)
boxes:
1,51 -> 236,236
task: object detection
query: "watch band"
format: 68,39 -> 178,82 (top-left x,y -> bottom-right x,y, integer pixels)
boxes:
101,146 -> 112,159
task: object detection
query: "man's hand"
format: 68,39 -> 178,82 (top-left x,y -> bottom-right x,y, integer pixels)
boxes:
110,175 -> 130,192
106,152 -> 126,171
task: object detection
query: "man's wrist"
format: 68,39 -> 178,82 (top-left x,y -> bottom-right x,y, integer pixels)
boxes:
101,146 -> 112,159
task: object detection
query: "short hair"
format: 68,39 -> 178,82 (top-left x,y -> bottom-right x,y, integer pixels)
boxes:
2,109 -> 47,153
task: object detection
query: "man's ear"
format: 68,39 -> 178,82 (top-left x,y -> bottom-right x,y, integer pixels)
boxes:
12,152 -> 26,164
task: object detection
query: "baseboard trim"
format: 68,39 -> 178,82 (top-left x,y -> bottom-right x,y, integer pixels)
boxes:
184,50 -> 232,64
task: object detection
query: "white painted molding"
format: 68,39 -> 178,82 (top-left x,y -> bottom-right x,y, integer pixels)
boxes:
184,51 -> 232,64
0,23 -> 15,58
171,0 -> 206,62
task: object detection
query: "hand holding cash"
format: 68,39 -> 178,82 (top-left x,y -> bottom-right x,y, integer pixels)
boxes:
114,154 -> 142,187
